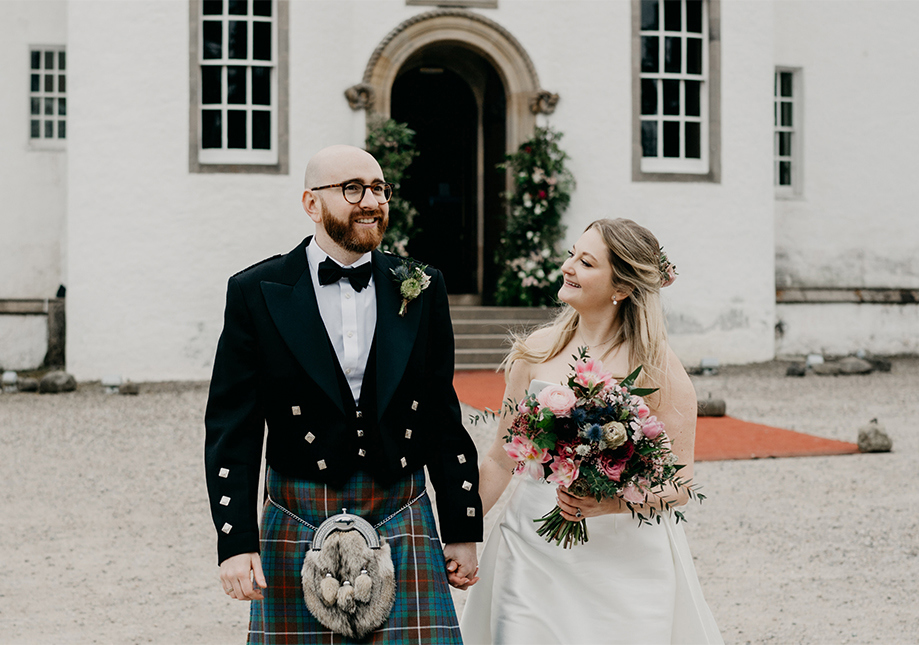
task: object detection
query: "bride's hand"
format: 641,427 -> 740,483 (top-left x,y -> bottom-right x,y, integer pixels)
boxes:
557,487 -> 626,521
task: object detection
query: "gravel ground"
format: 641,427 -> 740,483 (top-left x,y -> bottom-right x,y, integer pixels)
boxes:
1,359 -> 917,644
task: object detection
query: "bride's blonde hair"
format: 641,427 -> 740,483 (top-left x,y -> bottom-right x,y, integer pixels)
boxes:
503,218 -> 669,390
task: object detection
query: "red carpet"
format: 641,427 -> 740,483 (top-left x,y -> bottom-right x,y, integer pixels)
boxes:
453,370 -> 860,462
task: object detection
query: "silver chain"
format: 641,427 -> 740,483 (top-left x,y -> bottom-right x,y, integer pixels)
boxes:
267,489 -> 428,531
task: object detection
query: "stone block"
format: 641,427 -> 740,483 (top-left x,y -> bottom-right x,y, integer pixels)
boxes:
812,363 -> 841,376
18,377 -> 39,392
857,419 -> 892,453
786,363 -> 807,377
838,356 -> 874,375
697,398 -> 726,417
39,371 -> 77,393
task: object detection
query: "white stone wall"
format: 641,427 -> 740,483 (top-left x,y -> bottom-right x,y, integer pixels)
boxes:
777,303 -> 919,358
64,0 -> 782,380
0,1 -> 67,370
773,0 -> 919,290
0,0 -> 67,300
54,0 -> 918,380
499,0 -> 778,365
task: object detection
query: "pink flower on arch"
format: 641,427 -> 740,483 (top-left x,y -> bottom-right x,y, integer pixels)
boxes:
504,436 -> 551,480
574,358 -> 616,391
536,384 -> 577,417
546,456 -> 580,487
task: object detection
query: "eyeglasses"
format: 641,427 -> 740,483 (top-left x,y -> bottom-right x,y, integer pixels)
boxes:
310,181 -> 394,204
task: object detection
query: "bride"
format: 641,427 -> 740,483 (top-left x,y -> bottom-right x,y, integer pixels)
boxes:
459,218 -> 722,644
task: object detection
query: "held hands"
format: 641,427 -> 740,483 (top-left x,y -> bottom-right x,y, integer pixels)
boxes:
443,542 -> 479,590
556,486 -> 626,522
220,552 -> 267,601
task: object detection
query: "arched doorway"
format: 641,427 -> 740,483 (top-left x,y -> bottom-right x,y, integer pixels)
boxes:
349,9 -> 554,302
390,48 -> 506,296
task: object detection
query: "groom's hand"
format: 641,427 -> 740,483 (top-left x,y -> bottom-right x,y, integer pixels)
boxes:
443,542 -> 479,590
220,552 -> 267,600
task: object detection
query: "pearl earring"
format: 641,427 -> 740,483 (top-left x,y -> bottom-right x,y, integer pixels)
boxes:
613,299 -> 618,305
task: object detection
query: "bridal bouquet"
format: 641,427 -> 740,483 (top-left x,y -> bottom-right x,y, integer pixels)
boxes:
503,349 -> 699,548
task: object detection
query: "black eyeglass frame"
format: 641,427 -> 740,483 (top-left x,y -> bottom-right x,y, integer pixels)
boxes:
310,182 -> 394,204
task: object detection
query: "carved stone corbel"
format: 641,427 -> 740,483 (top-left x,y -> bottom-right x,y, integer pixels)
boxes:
528,90 -> 559,115
345,83 -> 375,111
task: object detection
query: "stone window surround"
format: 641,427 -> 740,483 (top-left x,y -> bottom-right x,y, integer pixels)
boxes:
631,0 -> 721,183
188,0 -> 289,175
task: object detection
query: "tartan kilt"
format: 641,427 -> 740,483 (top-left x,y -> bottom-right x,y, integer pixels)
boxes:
248,467 -> 462,645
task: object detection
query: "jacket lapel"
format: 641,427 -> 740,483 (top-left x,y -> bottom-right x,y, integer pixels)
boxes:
260,237 -> 345,415
373,251 -> 422,420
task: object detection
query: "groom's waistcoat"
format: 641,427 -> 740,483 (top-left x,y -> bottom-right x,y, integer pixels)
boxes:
204,236 -> 483,563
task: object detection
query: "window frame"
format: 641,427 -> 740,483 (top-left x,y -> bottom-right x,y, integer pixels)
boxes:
189,0 -> 289,174
774,66 -> 803,199
29,45 -> 67,151
632,0 -> 720,183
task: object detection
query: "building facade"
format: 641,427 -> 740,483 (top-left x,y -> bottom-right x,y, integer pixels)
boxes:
0,0 -> 916,380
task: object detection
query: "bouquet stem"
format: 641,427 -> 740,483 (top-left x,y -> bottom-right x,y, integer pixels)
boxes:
534,505 -> 589,548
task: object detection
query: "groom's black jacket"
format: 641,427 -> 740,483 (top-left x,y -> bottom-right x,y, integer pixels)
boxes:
204,236 -> 483,564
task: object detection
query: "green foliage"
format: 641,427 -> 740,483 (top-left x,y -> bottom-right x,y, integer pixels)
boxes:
365,116 -> 420,256
495,125 -> 575,306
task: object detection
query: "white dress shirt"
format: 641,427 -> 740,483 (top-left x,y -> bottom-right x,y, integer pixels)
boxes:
306,239 -> 376,404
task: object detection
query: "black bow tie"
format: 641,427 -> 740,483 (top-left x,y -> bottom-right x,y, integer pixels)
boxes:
318,257 -> 372,292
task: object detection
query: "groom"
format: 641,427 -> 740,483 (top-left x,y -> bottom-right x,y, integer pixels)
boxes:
204,144 -> 482,641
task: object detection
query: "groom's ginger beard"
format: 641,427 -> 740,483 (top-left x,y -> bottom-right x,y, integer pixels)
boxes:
320,198 -> 388,254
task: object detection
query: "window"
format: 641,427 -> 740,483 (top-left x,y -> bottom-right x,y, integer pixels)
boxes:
192,0 -> 288,171
30,47 -> 66,147
633,0 -> 720,182
775,68 -> 801,196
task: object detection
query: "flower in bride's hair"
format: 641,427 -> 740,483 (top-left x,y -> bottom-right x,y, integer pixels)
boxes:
659,247 -> 678,288
504,436 -> 551,480
574,357 -> 616,391
536,384 -> 577,417
546,456 -> 579,487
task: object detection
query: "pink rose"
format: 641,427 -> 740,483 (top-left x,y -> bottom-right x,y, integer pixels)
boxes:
597,454 -> 628,482
620,481 -> 646,505
546,456 -> 579,487
517,400 -> 532,415
504,436 -> 551,480
574,358 -> 616,391
662,264 -> 677,288
536,384 -> 577,417
630,395 -> 651,419
642,415 -> 665,440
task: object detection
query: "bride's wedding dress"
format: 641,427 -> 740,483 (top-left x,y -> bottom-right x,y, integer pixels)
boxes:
459,382 -> 723,645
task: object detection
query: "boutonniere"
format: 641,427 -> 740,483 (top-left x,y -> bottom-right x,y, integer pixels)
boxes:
390,259 -> 431,317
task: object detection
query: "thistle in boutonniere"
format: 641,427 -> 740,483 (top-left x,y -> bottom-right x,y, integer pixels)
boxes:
391,260 -> 431,317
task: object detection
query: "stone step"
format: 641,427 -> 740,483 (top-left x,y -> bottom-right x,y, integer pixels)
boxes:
455,363 -> 503,372
454,334 -> 511,350
450,305 -> 558,321
452,320 -> 544,336
454,348 -> 509,364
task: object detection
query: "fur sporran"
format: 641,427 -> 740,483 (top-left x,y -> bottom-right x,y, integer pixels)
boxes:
301,512 -> 396,639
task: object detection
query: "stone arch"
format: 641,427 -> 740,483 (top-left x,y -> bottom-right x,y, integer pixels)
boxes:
349,9 -> 556,149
